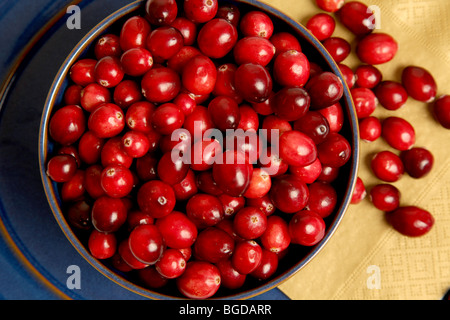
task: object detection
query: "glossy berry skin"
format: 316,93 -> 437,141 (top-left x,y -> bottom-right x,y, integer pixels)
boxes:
359,116 -> 382,142
137,180 -> 176,218
113,80 -> 142,109
288,210 -> 326,246
231,240 -> 263,275
88,103 -> 125,138
122,130 -> 150,158
197,18 -> 238,59
401,147 -> 434,179
152,103 -> 185,135
279,130 -> 317,167
318,102 -> 344,133
371,150 -> 404,182
208,95 -> 240,131
219,194 -> 246,218
182,55 -> 217,96
273,87 -> 310,122
370,183 -> 400,212
294,111 -> 330,145
146,26 -> 184,62
119,16 -> 151,51
172,169 -> 198,201
94,56 -> 125,88
433,95 -> 450,129
233,206 -> 267,240
243,168 -> 271,199
374,81 -> 408,111
145,0 -> 178,26
120,48 -> 154,77
69,59 -> 97,87
338,1 -> 376,36
338,64 -> 356,89
355,65 -> 382,89
155,248 -> 186,279
100,164 -> 134,198
91,196 -> 128,233
269,32 -> 302,57
306,13 -> 335,41
128,224 -> 164,265
84,165 -> 106,199
176,261 -> 221,299
322,37 -> 351,63
101,136 -> 133,168
233,36 -> 275,67
215,259 -> 246,290
306,181 -> 338,218
240,11 -> 274,39
307,71 -> 344,110
216,3 -> 240,26
186,193 -> 224,229
49,105 -> 86,146
94,33 -> 122,59
351,177 -> 367,204
401,66 -> 437,103
60,169 -> 85,202
118,239 -> 149,269
270,174 -> 309,214
234,63 -> 273,103
88,230 -> 117,260
46,155 -> 78,183
125,101 -> 156,133
213,63 -> 243,104
138,266 -> 169,288
273,50 -> 310,88
157,151 -> 189,185
356,33 -> 398,65
317,132 -> 352,168
183,0 -> 218,24
246,194 -> 276,217
260,215 -> 290,253
80,83 -> 111,112
385,206 -> 434,237
142,66 -> 181,103
381,117 -> 415,151
64,84 -> 82,105
351,87 -> 378,119
250,249 -> 279,281
126,210 -> 154,231
315,0 -> 345,13
289,158 -> 322,185
193,227 -> 234,263
155,211 -> 198,249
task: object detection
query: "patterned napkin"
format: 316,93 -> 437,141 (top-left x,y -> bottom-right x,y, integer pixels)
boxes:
259,0 -> 450,300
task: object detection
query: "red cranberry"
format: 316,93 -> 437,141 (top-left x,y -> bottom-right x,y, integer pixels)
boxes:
155,248 -> 185,279
351,177 -> 367,204
118,239 -> 148,269
233,36 -> 275,67
183,0 -> 218,23
125,101 -> 156,133
338,1 -> 376,36
243,168 -> 271,199
293,111 -> 330,145
156,211 -> 198,249
273,87 -> 310,122
46,154 -> 78,183
138,266 -> 168,288
85,165 -> 106,199
306,181 -> 338,218
288,210 -> 326,246
212,150 -> 253,197
57,145 -> 81,167
101,136 -> 133,168
122,130 -> 150,158
119,16 -> 151,51
176,261 -> 221,299
381,117 -> 415,151
146,26 -> 184,62
233,206 -> 267,240
61,169 -> 85,202
196,170 -> 223,196
49,105 -> 86,146
269,32 -> 302,57
208,95 -> 240,131
351,87 -> 378,119
338,64 -> 356,89
251,91 -> 275,116
95,34 -> 122,59
250,249 -> 278,280
141,66 -> 181,103
173,92 -> 198,116
261,114 -> 291,144
433,95 -> 450,129
355,64 -> 382,89
215,259 -> 246,290
145,0 -> 178,26
401,147 -> 434,179
234,63 -> 273,103
401,66 -> 437,103
64,84 -> 82,105
289,157 -> 322,184
172,169 -> 198,201
94,56 -> 124,88
237,104 -> 260,131
88,230 -> 117,260
315,0 -> 345,12
186,193 -> 224,229
318,165 -> 340,183
317,132 -> 352,168
194,227 -> 234,263
69,59 -> 97,86
80,83 -> 111,112
240,10 -> 273,39
259,146 -> 289,177
356,33 -> 398,65
246,194 -> 275,216
189,139 -> 221,172
279,130 -> 317,167
167,46 -> 202,74
216,3 -> 240,26
100,164 -> 134,198
231,240 -> 263,275
370,183 -> 400,212
87,103 -> 125,138
137,180 -> 176,218
152,103 -> 185,135
91,196 -> 128,233
113,80 -> 142,109
260,215 -> 290,253
157,151 -> 189,185
135,152 -> 158,181
182,54 -> 217,96
128,224 -> 164,264
127,210 -> 154,231
385,206 -> 434,237
359,116 -> 382,142
322,37 -> 351,63
374,81 -> 408,111
317,102 -> 344,133
270,174 -> 309,214
213,63 -> 243,104
371,150 -> 404,182
307,71 -> 344,110
197,18 -> 238,59
120,48 -> 153,77
306,13 -> 335,41
170,17 -> 197,45
216,195 -> 244,218
273,50 -> 310,88
66,200 -> 92,231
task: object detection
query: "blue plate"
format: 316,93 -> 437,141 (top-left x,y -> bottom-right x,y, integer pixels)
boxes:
0,0 -> 290,300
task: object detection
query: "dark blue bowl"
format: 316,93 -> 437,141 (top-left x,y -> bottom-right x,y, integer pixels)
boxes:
38,0 -> 359,300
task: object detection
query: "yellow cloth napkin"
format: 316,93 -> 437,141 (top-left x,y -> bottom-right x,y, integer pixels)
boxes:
259,0 -> 450,300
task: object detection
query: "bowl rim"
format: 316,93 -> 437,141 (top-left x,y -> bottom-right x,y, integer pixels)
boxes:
38,0 -> 360,300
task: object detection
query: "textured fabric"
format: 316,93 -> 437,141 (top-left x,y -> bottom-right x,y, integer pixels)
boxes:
259,0 -> 450,300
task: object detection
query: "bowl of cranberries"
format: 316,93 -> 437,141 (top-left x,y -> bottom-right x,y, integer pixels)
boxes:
39,0 -> 359,299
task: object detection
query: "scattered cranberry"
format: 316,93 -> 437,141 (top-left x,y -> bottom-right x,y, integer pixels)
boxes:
355,65 -> 382,89
306,13 -> 335,41
315,0 -> 345,12
351,177 -> 367,204
351,87 -> 378,119
322,37 -> 351,63
356,33 -> 398,65
370,183 -> 400,212
401,147 -> 434,179
385,206 -> 434,237
433,95 -> 450,129
338,1 -> 376,36
401,66 -> 438,103
374,81 -> 408,111
338,64 -> 356,89
359,116 -> 382,142
371,150 -> 404,182
381,117 -> 415,151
